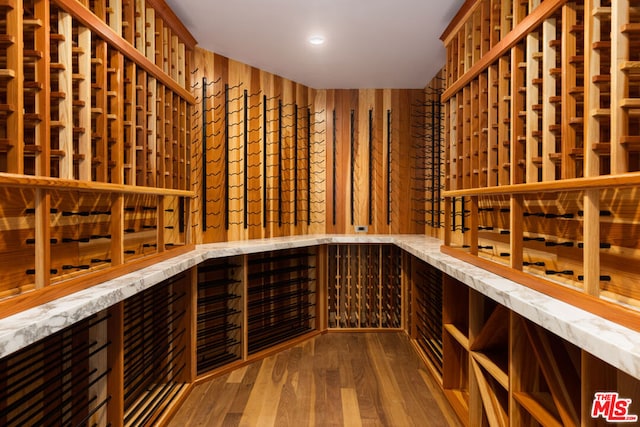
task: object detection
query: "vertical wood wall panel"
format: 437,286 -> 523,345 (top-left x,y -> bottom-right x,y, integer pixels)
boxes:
192,47 -> 427,243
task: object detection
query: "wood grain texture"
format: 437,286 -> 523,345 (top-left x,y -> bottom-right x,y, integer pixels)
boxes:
168,332 -> 461,427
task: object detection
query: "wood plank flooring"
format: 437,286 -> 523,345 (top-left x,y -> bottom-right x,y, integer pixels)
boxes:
168,332 -> 462,427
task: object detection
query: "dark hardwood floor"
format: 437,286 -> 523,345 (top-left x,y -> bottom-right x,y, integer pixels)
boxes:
168,332 -> 461,426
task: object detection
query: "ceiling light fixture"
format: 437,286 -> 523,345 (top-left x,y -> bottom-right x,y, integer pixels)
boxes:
309,35 -> 325,45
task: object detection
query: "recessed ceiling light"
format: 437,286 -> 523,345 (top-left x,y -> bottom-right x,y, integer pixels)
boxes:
309,36 -> 325,45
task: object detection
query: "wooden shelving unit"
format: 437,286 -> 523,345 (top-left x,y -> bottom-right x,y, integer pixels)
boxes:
408,256 -> 444,378
122,272 -> 191,426
441,0 -> 640,329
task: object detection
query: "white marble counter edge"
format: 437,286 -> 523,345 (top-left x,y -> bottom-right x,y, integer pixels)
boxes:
0,234 -> 638,380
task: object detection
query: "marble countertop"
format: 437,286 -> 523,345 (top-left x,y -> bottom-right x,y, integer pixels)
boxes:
1,234 -> 639,379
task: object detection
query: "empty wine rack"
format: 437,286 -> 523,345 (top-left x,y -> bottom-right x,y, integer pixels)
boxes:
196,257 -> 243,374
0,311 -> 111,426
327,244 -> 402,329
411,74 -> 445,230
246,248 -> 317,354
123,272 -> 190,426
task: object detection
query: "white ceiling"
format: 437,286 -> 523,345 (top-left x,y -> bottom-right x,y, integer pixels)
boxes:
165,0 -> 464,89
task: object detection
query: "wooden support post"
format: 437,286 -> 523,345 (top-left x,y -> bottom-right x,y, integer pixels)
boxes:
107,302 -> 124,427
110,194 -> 124,266
34,0 -> 50,177
526,8 -> 541,183
583,189 -> 600,296
498,55 -> 510,185
469,195 -> 479,255
542,16 -> 558,182
77,26 -> 92,180
610,0 -> 629,174
6,0 -> 23,174
34,188 -> 50,289
511,44 -> 525,185
510,194 -> 523,270
561,3 -> 578,179
487,64 -> 498,186
157,195 -> 165,252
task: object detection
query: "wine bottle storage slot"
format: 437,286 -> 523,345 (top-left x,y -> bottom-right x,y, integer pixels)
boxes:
0,181 -> 189,307
0,311 -> 111,426
123,272 -> 190,426
327,244 -> 402,329
246,248 -> 317,355
196,257 -> 243,374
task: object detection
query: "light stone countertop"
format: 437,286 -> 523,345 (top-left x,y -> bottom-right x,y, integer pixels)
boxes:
0,234 -> 638,380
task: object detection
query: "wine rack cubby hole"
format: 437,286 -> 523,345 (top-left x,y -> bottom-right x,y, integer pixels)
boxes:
196,256 -> 243,375
247,249 -> 317,354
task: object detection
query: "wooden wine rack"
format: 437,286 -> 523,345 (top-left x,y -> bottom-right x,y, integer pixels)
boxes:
0,0 -> 195,313
440,0 -> 640,324
327,244 -> 402,329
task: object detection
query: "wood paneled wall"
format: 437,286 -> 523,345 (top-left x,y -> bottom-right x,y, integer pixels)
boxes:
191,48 -> 429,243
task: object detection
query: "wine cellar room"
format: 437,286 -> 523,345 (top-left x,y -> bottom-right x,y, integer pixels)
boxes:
0,0 -> 640,425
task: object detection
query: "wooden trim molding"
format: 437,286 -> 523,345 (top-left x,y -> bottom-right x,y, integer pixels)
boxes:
0,172 -> 196,197
440,0 -> 479,44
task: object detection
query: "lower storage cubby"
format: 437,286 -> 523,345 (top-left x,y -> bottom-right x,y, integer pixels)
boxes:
327,244 -> 402,329
0,311 -> 111,426
410,256 -> 444,377
196,257 -> 243,374
439,274 -> 640,427
122,272 -> 191,426
247,248 -> 317,355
